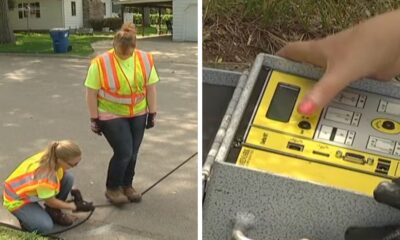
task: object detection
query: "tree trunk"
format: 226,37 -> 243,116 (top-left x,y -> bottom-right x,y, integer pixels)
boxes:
0,0 -> 15,44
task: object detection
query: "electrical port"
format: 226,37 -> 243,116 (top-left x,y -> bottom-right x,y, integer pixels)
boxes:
375,158 -> 391,175
343,152 -> 366,165
287,142 -> 304,152
312,150 -> 330,158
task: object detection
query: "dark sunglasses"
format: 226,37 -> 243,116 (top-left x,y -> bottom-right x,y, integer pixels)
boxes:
64,160 -> 79,168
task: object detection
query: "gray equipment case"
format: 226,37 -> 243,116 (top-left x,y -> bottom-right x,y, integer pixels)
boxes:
202,54 -> 400,240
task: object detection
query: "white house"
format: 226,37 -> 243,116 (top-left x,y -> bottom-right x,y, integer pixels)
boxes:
172,0 -> 197,41
115,0 -> 197,42
8,0 -> 113,30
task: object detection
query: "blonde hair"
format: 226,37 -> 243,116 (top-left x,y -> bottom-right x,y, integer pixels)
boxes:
113,22 -> 136,55
35,140 -> 81,178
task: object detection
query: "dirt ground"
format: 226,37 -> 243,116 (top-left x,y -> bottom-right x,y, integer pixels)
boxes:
203,1 -> 400,70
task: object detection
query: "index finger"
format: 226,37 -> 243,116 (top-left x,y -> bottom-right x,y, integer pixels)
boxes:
277,40 -> 326,68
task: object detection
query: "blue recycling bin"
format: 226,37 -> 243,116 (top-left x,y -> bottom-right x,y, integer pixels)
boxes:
49,28 -> 70,53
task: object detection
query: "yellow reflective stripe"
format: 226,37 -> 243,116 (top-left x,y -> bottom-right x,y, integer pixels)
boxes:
96,58 -> 109,89
100,52 -> 117,90
98,97 -> 147,116
98,89 -> 145,105
136,50 -> 152,81
3,153 -> 61,211
8,173 -> 34,189
8,174 -> 57,192
4,186 -> 19,200
4,185 -> 39,205
98,89 -> 132,104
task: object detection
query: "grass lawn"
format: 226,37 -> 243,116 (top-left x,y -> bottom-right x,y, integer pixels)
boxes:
0,26 -> 168,57
0,226 -> 50,240
0,33 -> 112,56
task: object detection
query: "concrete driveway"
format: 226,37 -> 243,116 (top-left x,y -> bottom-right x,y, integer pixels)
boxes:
0,36 -> 198,240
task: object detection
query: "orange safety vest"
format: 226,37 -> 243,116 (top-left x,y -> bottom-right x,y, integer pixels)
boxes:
3,152 -> 61,212
95,49 -> 154,116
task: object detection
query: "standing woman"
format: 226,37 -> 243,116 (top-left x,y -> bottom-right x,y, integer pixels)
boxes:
3,140 -> 94,235
85,23 -> 159,204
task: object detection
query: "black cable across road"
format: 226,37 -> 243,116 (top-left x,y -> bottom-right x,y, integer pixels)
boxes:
0,152 -> 197,239
93,152 -> 197,208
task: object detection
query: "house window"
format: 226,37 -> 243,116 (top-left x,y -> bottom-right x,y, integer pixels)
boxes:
30,2 -> 40,18
23,3 -> 28,18
71,1 -> 76,16
18,2 -> 40,19
103,3 -> 106,16
35,2 -> 40,18
18,3 -> 23,19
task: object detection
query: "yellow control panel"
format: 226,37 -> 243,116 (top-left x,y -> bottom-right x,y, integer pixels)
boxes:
235,71 -> 400,196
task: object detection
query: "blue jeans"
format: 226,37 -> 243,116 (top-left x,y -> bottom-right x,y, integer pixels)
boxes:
98,115 -> 147,189
12,171 -> 74,235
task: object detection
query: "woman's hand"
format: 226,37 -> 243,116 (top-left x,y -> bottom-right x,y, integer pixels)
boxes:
90,118 -> 102,135
277,10 -> 400,116
45,197 -> 76,210
146,112 -> 156,129
69,202 -> 77,211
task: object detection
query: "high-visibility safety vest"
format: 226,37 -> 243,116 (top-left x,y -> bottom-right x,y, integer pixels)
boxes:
94,49 -> 154,116
3,152 -> 62,212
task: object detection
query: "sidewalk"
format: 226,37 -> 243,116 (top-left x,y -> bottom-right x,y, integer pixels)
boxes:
0,36 -> 198,240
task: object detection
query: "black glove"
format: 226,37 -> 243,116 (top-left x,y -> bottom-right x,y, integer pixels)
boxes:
71,189 -> 83,202
374,178 -> 400,210
345,225 -> 400,240
75,200 -> 95,212
146,112 -> 156,129
71,189 -> 95,212
90,118 -> 102,136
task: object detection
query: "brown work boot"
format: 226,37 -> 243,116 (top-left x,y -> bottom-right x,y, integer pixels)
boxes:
123,186 -> 142,202
105,187 -> 130,204
45,206 -> 74,226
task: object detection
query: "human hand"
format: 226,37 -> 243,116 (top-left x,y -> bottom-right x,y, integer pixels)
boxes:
90,118 -> 102,135
277,10 -> 400,116
374,179 -> 400,210
71,189 -> 95,212
69,202 -> 77,211
75,200 -> 95,212
146,112 -> 156,129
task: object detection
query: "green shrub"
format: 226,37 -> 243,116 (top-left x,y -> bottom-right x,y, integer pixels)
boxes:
149,14 -> 172,24
130,14 -> 172,25
133,13 -> 142,24
162,15 -> 173,24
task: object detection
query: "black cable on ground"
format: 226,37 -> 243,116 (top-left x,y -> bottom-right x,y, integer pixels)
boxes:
141,152 -> 197,195
0,152 -> 197,239
47,209 -> 95,236
93,152 -> 197,208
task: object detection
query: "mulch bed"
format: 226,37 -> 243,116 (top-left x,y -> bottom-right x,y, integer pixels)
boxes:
203,15 -> 324,71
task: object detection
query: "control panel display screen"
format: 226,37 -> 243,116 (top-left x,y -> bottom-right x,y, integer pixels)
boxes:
266,83 -> 300,122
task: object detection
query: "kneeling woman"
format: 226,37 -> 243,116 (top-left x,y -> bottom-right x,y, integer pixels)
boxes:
3,140 -> 93,235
